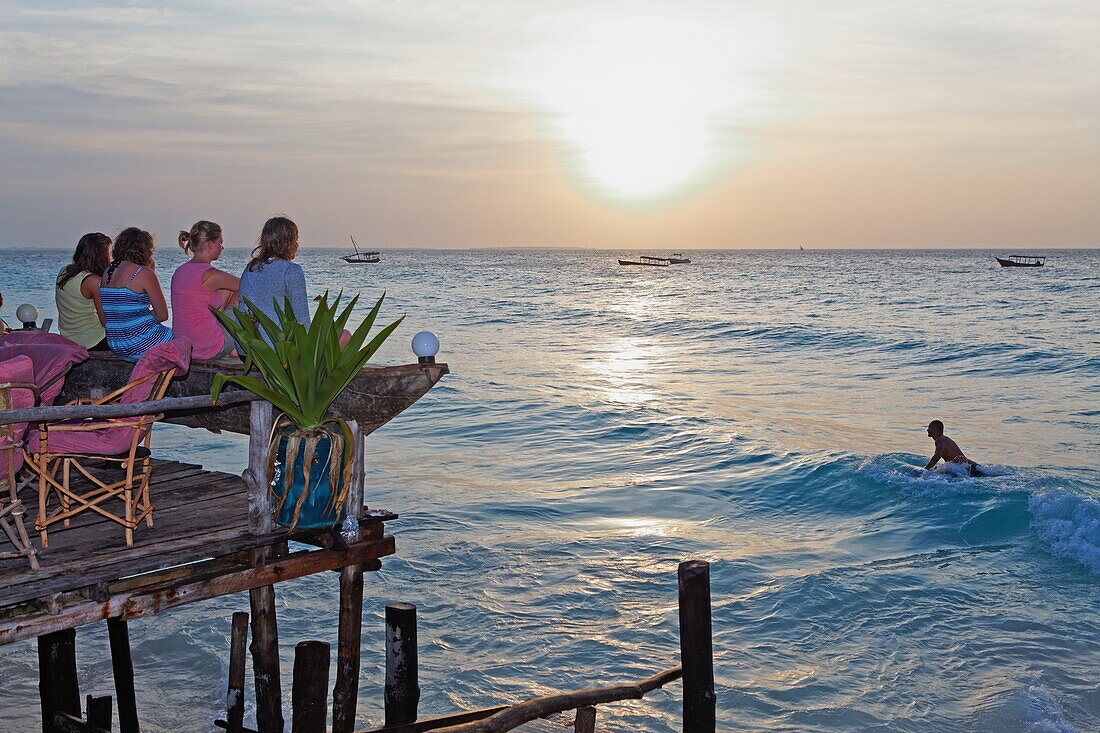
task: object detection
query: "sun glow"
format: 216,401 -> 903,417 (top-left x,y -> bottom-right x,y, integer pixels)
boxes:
517,4 -> 778,202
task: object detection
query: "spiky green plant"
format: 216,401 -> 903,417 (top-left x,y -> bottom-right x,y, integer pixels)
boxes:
210,291 -> 403,431
210,292 -> 402,528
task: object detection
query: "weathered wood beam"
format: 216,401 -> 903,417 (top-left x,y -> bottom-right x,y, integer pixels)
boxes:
245,400 -> 274,535
0,512 -> 390,609
332,564 -> 365,733
85,695 -> 112,730
218,705 -> 514,733
226,612 -> 249,733
291,641 -> 330,733
107,617 -> 140,733
428,667 -> 683,733
0,390 -> 255,426
38,628 -> 81,733
384,602 -> 420,727
678,560 -> 715,733
574,706 -> 596,733
0,536 -> 395,646
51,711 -> 111,733
250,585 -> 283,733
352,706 -> 509,733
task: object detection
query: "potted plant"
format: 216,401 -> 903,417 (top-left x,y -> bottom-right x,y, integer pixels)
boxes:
211,292 -> 402,528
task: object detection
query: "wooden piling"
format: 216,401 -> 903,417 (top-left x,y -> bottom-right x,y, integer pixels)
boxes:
384,602 -> 420,727
226,612 -> 249,733
249,585 -> 284,733
678,560 -> 715,733
331,565 -> 364,733
574,705 -> 597,733
291,641 -> 330,733
107,617 -> 140,733
85,695 -> 112,730
245,400 -> 274,536
38,628 -> 80,733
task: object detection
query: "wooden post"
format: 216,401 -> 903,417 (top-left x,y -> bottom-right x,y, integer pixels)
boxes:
574,706 -> 597,733
245,400 -> 274,535
38,628 -> 80,733
249,586 -> 284,733
347,420 -> 366,524
291,641 -> 330,733
384,602 -> 420,727
678,560 -> 715,733
85,695 -> 113,730
107,617 -> 140,733
331,420 -> 366,733
331,565 -> 364,733
226,612 -> 249,733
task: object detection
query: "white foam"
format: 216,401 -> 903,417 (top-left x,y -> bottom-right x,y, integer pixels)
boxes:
1017,685 -> 1079,733
1030,490 -> 1100,575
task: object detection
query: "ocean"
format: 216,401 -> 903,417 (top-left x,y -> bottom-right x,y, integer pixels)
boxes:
1,247 -> 1098,732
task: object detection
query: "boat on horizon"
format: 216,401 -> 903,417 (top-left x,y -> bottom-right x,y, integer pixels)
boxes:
618,256 -> 671,267
341,236 -> 380,264
668,253 -> 691,264
996,255 -> 1045,268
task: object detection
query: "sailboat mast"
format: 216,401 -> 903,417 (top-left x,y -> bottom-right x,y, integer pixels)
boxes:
350,235 -> 362,257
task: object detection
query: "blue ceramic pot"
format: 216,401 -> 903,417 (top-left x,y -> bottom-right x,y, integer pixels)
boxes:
271,427 -> 348,528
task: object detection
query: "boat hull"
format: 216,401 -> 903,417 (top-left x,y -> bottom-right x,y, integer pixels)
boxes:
58,352 -> 448,437
996,257 -> 1044,267
618,260 -> 669,267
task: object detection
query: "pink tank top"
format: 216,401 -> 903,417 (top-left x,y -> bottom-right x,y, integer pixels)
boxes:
170,262 -> 225,359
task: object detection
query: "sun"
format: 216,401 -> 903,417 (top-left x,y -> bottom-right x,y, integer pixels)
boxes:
516,3 -> 777,203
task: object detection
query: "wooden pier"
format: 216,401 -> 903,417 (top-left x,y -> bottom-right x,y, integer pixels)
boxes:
0,458 -> 395,646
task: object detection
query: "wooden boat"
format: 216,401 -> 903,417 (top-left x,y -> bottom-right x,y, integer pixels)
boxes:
618,257 -> 670,267
996,255 -> 1045,267
668,253 -> 691,264
58,352 -> 448,437
341,236 -> 381,264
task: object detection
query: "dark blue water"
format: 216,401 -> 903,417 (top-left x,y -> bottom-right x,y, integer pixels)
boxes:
1,248 -> 1098,731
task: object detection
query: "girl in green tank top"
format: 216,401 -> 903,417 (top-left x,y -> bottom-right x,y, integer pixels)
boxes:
55,233 -> 111,350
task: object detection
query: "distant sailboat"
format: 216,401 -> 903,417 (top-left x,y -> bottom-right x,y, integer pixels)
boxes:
341,236 -> 380,264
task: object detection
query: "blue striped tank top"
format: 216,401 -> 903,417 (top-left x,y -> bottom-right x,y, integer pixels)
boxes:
100,264 -> 174,362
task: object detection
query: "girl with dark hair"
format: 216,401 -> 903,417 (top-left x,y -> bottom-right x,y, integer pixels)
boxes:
55,232 -> 111,349
94,227 -> 173,361
171,220 -> 240,359
239,216 -> 350,346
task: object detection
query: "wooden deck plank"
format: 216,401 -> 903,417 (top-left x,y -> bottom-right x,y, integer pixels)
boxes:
0,535 -> 396,645
0,454 -> 396,614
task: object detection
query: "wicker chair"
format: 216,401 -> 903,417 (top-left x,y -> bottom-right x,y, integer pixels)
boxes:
25,342 -> 189,547
0,356 -> 41,569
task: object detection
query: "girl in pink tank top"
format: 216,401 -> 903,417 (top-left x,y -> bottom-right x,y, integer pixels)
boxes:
170,221 -> 240,360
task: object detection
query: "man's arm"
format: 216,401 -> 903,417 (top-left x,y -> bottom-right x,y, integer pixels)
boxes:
924,450 -> 942,470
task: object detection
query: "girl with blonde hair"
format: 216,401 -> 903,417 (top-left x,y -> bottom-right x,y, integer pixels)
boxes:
170,220 -> 240,359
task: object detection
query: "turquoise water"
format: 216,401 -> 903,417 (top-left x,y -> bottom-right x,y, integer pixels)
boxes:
1,248 -> 1098,731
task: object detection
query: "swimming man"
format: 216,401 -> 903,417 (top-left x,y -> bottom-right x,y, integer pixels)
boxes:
924,420 -> 981,476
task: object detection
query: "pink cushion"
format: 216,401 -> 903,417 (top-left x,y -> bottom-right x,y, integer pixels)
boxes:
0,338 -> 89,405
0,355 -> 36,478
28,340 -> 192,457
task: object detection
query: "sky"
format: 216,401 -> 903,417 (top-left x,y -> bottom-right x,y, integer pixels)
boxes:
2,1 -> 1099,249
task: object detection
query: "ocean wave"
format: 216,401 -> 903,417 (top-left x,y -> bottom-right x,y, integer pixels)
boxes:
1029,490 -> 1100,575
860,454 -> 1100,575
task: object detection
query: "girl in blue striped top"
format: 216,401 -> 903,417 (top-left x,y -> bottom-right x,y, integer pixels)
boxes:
94,227 -> 173,361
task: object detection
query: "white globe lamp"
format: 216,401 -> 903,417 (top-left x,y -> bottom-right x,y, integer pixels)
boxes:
16,303 -> 38,329
411,331 -> 440,364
